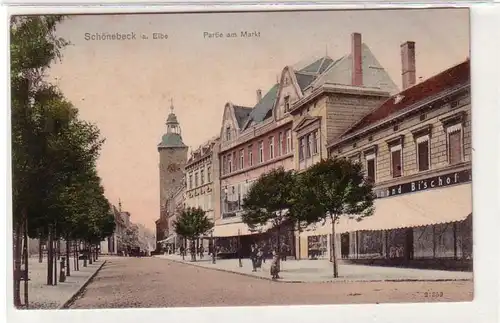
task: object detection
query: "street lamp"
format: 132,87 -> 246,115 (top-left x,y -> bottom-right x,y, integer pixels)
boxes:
238,229 -> 242,267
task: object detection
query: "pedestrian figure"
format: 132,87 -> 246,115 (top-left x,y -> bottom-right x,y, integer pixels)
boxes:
270,250 -> 280,280
200,246 -> 205,259
250,245 -> 258,272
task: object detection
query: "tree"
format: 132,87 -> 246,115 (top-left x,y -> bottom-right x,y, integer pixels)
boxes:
299,158 -> 375,278
10,15 -> 70,305
241,167 -> 296,265
173,207 -> 214,261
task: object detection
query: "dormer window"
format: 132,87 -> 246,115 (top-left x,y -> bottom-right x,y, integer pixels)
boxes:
284,96 -> 290,113
225,127 -> 231,141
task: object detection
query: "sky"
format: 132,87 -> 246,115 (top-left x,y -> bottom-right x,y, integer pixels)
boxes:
47,9 -> 470,230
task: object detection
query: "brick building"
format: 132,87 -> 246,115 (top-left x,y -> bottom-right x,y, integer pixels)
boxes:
306,52 -> 472,269
184,136 -> 221,249
211,32 -> 403,258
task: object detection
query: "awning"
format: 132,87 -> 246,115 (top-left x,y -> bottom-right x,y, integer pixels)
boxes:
158,234 -> 177,244
212,221 -> 273,238
301,183 -> 472,235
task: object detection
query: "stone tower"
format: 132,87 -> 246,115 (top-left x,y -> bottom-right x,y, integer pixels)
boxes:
158,100 -> 188,218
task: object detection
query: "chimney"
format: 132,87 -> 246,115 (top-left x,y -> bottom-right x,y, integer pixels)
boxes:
256,89 -> 262,103
401,41 -> 416,90
351,32 -> 363,86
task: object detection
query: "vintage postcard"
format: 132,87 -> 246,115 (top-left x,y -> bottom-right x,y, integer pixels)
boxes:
9,8 -> 472,310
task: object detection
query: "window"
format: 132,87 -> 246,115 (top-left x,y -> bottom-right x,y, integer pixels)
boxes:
284,96 -> 290,113
194,172 -> 199,187
225,127 -> 231,141
269,136 -> 275,159
248,145 -> 253,167
200,169 -> 205,185
390,145 -> 402,178
299,137 -> 305,160
207,166 -> 211,182
366,154 -> 376,182
286,130 -> 292,153
258,141 -> 264,163
447,125 -> 463,165
416,136 -> 430,171
312,131 -> 319,155
189,174 -> 193,189
278,132 -> 283,156
239,149 -> 244,169
227,154 -> 232,173
232,152 -> 237,170
306,135 -> 311,158
221,156 -> 226,175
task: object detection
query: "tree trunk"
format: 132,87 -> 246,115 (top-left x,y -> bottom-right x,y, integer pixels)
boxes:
23,216 -> 29,307
65,238 -> 71,277
88,243 -> 93,265
38,237 -> 43,263
53,237 -> 58,286
13,219 -> 22,307
331,216 -> 338,278
83,242 -> 88,267
57,239 -> 61,260
46,226 -> 53,285
75,241 -> 79,271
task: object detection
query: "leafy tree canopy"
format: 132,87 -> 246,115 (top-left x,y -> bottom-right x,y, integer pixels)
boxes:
299,158 -> 375,222
173,207 -> 214,240
241,167 -> 296,231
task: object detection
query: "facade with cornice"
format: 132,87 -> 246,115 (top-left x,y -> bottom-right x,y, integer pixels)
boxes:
305,58 -> 472,268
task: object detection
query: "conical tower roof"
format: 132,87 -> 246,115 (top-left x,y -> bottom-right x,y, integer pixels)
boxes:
158,99 -> 187,149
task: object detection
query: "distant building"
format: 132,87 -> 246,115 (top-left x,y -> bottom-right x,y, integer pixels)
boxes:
184,136 -> 221,248
155,100 -> 188,250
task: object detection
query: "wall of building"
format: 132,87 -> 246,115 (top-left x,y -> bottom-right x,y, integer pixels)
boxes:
218,122 -> 294,223
158,146 -> 188,214
330,89 -> 471,186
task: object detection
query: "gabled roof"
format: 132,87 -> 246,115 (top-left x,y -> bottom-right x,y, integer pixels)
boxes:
233,105 -> 252,129
300,56 -> 335,74
243,83 -> 279,130
342,59 -> 470,137
311,44 -> 399,95
294,73 -> 316,91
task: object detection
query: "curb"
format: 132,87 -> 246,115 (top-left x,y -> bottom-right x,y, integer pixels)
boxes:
58,260 -> 107,309
160,257 -> 472,284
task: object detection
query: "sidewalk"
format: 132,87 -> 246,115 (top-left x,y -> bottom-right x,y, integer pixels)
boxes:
156,254 -> 473,283
18,256 -> 107,309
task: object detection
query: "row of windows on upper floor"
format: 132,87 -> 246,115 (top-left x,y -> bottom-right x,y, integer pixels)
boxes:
221,129 -> 293,175
330,121 -> 467,183
187,166 -> 212,191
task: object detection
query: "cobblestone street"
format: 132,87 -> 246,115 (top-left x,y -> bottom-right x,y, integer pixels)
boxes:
69,256 -> 473,309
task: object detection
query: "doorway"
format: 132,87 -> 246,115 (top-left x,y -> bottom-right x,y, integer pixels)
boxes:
341,233 -> 350,259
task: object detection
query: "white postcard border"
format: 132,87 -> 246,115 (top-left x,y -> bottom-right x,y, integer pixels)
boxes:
1,3 -> 499,323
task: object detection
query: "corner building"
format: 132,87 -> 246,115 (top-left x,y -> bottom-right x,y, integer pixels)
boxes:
317,57 -> 472,270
